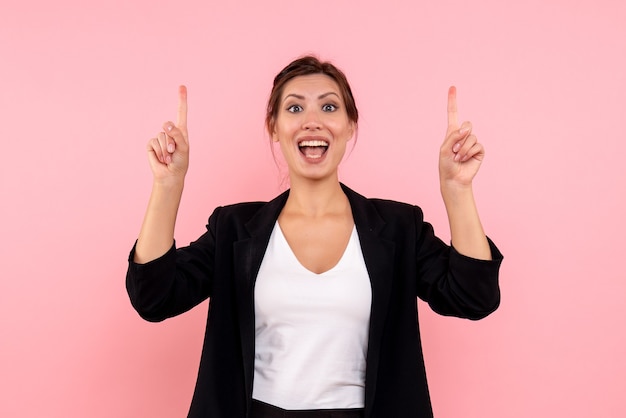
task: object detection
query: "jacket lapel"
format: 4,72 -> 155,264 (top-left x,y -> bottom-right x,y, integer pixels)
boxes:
342,185 -> 396,416
233,190 -> 289,408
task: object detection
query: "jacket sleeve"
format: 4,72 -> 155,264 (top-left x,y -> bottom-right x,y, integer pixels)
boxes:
125,207 -> 221,322
414,207 -> 503,320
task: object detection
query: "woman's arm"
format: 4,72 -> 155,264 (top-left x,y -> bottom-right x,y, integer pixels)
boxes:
438,86 -> 491,260
134,86 -> 190,263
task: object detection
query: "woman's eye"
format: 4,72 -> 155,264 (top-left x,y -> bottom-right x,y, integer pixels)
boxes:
287,105 -> 303,113
322,104 -> 337,112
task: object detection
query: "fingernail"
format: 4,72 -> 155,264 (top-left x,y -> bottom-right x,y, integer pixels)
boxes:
453,143 -> 461,152
167,143 -> 175,153
454,153 -> 461,161
459,127 -> 469,135
165,155 -> 172,164
166,124 -> 173,131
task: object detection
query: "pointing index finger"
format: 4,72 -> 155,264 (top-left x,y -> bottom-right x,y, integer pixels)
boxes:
447,86 -> 458,130
177,85 -> 188,130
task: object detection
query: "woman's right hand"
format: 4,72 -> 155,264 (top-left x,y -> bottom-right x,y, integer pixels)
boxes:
147,86 -> 189,183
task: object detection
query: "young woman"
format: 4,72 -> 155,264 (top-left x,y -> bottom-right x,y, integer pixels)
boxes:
126,56 -> 503,418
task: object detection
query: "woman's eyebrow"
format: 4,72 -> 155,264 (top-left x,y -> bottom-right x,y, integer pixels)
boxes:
318,92 -> 340,100
283,93 -> 305,101
282,92 -> 340,103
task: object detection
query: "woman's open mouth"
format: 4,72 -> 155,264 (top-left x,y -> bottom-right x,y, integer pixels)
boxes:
298,139 -> 329,160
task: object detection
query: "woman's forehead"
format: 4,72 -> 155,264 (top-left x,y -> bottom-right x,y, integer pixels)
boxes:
282,74 -> 341,97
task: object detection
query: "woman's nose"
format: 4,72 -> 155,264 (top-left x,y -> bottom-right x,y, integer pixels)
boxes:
301,109 -> 322,130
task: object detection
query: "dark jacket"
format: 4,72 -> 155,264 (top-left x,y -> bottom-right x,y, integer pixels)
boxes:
126,184 -> 503,417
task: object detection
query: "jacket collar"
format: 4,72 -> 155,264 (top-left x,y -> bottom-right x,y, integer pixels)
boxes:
241,183 -> 386,236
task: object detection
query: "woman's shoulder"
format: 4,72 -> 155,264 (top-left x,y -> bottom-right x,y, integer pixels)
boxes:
368,196 -> 419,211
367,198 -> 425,228
342,184 -> 422,215
210,201 -> 269,221
207,190 -> 290,230
341,185 -> 427,235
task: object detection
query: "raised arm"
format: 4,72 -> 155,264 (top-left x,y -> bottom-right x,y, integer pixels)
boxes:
438,86 -> 491,260
134,86 -> 190,263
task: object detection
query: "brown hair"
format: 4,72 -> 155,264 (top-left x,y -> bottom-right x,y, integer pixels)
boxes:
265,55 -> 359,135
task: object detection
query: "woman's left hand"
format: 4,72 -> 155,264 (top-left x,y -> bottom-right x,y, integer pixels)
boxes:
439,86 -> 485,189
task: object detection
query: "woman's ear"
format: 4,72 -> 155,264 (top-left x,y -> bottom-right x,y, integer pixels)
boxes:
270,119 -> 279,142
347,121 -> 357,141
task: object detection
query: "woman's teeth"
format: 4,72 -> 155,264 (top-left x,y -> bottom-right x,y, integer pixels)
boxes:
299,140 -> 329,147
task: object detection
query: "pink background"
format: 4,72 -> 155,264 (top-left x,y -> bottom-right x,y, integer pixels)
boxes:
1,0 -> 625,417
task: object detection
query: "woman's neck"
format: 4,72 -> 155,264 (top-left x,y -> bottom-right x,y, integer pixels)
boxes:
283,177 -> 349,217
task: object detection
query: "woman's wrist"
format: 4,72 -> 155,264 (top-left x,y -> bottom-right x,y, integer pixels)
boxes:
440,179 -> 474,204
152,176 -> 185,193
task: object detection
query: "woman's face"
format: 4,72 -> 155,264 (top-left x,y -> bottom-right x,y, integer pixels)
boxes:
272,74 -> 355,183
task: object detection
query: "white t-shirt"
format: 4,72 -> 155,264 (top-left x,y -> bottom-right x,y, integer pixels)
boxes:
252,222 -> 372,409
